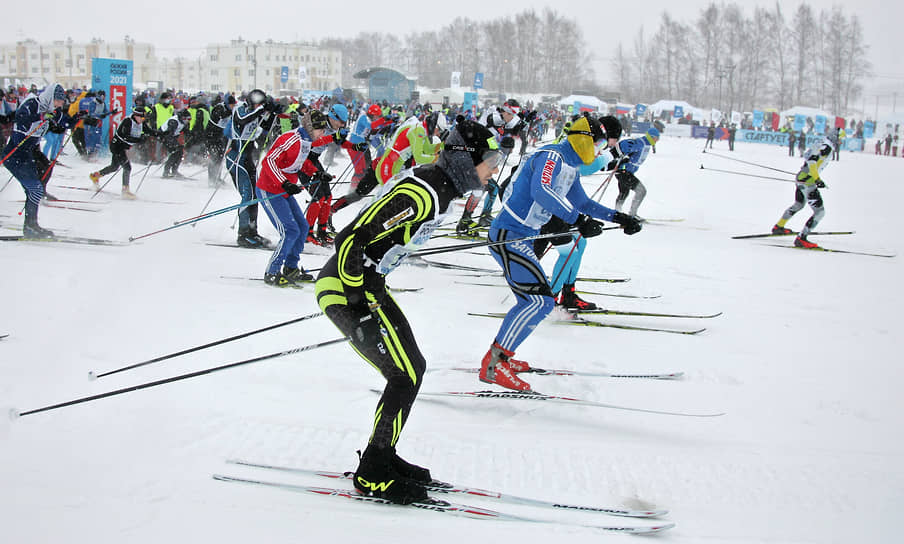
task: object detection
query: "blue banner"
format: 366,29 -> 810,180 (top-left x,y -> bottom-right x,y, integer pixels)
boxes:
463,92 -> 478,116
473,72 -> 484,90
90,58 -> 133,152
752,110 -> 764,128
814,115 -> 826,135
841,138 -> 864,152
635,103 -> 647,117
280,66 -> 289,84
793,114 -> 806,131
673,105 -> 683,119
735,129 -> 862,151
632,121 -> 652,134
863,121 -> 875,138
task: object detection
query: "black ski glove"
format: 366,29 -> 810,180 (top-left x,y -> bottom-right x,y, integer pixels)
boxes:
351,142 -> 368,152
816,180 -> 826,188
281,181 -> 301,195
346,286 -> 382,344
574,214 -> 603,238
612,212 -> 643,235
315,171 -> 333,183
332,128 -> 348,145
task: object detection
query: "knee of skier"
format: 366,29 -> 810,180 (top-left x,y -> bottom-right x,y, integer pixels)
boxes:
539,294 -> 557,317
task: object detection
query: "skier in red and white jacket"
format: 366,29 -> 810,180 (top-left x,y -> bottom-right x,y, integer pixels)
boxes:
255,110 -> 334,287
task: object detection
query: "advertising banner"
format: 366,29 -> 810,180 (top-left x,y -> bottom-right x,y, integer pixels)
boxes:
91,58 -> 133,151
736,129 -> 859,151
463,92 -> 478,116
673,105 -> 684,119
863,121 -> 875,138
473,72 -> 484,90
793,114 -> 806,131
752,110 -> 764,128
635,103 -> 647,117
814,115 -> 826,135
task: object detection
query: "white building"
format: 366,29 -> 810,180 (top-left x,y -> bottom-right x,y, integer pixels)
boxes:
202,38 -> 341,95
0,37 -> 341,96
0,37 -> 156,90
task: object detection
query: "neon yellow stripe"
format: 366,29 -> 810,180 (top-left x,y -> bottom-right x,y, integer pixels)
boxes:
317,294 -> 348,310
391,411 -> 403,446
336,234 -> 363,287
376,305 -> 418,385
370,403 -> 384,442
315,276 -> 344,296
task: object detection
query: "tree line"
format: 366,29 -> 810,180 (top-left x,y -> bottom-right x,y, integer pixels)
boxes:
612,2 -> 871,115
318,9 -> 595,96
316,3 -> 871,116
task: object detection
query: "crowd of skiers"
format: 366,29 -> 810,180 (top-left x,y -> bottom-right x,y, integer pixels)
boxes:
4,78 -> 852,512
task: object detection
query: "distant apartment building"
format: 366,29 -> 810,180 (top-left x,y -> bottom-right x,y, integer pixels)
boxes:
0,37 -> 341,95
203,38 -> 342,94
0,38 -> 156,89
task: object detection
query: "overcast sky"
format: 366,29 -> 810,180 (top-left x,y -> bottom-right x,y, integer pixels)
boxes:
15,0 -> 904,111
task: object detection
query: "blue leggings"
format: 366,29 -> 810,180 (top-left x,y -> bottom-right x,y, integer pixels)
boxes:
487,226 -> 556,352
257,188 -> 309,274
226,143 -> 258,232
42,132 -> 63,160
549,235 -> 585,295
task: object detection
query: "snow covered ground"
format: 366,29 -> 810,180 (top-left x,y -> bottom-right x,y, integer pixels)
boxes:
1,135 -> 902,543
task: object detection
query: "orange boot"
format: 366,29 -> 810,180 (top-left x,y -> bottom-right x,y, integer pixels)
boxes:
479,342 -> 532,391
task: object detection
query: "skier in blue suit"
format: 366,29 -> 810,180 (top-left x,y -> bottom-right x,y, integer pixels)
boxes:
479,115 -> 643,391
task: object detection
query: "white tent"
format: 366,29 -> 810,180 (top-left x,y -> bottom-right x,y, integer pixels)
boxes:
779,106 -> 833,120
558,94 -> 605,110
648,99 -> 705,121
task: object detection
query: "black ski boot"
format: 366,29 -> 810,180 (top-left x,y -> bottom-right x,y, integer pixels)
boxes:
316,226 -> 334,246
283,266 -> 314,282
477,210 -> 494,227
456,211 -> 479,236
391,452 -> 432,484
263,272 -> 302,288
23,221 -> 55,239
559,284 -> 597,310
353,445 -> 428,505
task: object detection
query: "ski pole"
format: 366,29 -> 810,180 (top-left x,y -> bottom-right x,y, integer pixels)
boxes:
699,164 -> 795,182
128,191 -> 286,242
90,167 -> 122,199
90,311 -> 325,380
40,129 -> 75,184
413,227 -> 619,258
0,174 -> 13,193
701,149 -> 796,175
191,145 -> 233,219
133,163 -> 153,194
194,180 -> 223,221
10,337 -> 349,419
540,168 -> 618,261
0,120 -> 48,168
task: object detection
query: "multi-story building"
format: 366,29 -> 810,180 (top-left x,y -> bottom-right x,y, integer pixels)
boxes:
203,38 -> 341,95
0,37 -> 156,90
0,37 -> 341,96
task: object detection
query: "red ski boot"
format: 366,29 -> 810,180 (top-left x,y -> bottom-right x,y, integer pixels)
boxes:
771,224 -> 793,235
794,235 -> 819,249
479,342 -> 532,391
558,284 -> 597,310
